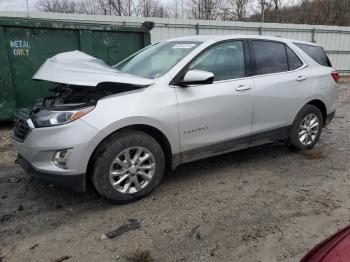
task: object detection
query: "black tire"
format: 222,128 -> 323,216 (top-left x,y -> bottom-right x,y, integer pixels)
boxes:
289,104 -> 324,150
91,130 -> 165,203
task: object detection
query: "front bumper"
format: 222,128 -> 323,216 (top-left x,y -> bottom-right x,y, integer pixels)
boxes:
11,118 -> 105,192
16,154 -> 86,191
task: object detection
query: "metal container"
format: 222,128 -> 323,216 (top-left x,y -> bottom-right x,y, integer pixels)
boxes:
0,15 -> 152,120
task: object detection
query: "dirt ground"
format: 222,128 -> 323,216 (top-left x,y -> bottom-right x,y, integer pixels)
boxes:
1,82 -> 350,262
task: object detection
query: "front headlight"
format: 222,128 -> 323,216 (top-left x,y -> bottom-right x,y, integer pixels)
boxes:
34,106 -> 94,127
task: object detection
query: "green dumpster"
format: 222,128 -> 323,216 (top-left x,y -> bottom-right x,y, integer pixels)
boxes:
0,16 -> 152,120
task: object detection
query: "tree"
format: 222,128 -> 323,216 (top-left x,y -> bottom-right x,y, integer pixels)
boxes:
37,0 -> 77,13
37,0 -> 350,25
235,0 -> 248,20
187,0 -> 223,20
38,0 -> 169,17
221,0 -> 249,21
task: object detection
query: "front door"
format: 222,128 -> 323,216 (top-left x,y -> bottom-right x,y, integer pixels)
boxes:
175,40 -> 254,162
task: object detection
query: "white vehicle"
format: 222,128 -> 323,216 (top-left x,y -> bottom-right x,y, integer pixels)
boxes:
11,35 -> 338,203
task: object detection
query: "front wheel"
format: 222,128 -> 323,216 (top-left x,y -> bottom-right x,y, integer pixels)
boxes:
289,105 -> 323,150
91,130 -> 165,203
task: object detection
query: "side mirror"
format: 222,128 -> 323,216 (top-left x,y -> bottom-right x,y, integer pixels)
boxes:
178,70 -> 214,87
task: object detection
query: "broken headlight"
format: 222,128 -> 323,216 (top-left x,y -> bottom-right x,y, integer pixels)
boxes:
34,106 -> 94,127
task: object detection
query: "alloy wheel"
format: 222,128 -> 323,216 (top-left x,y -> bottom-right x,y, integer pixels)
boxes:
109,147 -> 156,194
298,113 -> 320,146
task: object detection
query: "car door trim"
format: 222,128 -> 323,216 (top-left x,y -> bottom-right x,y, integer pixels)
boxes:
248,64 -> 308,80
181,133 -> 250,163
180,125 -> 291,164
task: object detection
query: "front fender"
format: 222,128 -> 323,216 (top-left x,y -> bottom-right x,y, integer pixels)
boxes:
79,116 -> 180,173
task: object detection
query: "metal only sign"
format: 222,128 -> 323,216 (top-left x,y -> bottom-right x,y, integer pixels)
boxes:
9,40 -> 30,56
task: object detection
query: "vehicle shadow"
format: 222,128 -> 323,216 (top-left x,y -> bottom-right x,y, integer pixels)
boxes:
162,141 -> 295,184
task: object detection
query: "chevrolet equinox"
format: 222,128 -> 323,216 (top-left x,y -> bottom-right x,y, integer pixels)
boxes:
11,35 -> 338,203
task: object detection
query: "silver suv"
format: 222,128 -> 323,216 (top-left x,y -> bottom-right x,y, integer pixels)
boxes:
11,35 -> 338,203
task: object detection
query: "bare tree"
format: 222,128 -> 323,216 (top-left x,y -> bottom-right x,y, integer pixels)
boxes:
168,0 -> 185,18
272,0 -> 281,10
247,0 -> 350,26
77,0 -> 104,15
219,0 -> 248,21
38,0 -> 169,17
37,0 -> 350,25
187,0 -> 223,20
235,0 -> 248,20
37,0 -> 77,13
136,0 -> 169,17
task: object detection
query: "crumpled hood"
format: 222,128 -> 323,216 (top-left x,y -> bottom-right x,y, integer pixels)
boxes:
33,50 -> 154,86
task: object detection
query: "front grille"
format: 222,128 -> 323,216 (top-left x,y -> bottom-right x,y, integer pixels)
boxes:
13,109 -> 31,142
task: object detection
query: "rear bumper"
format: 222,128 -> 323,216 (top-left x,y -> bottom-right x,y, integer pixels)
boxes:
325,111 -> 336,126
16,154 -> 86,192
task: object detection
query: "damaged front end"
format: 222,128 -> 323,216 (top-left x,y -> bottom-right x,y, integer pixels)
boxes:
30,84 -> 98,128
12,50 -> 153,141
30,82 -> 146,128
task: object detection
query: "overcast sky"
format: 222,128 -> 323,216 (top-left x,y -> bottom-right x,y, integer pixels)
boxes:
0,0 -> 39,11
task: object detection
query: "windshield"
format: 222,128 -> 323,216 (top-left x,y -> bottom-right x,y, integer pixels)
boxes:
116,41 -> 201,79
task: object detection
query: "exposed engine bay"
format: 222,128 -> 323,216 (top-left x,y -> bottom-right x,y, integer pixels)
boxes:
32,82 -> 146,112
15,50 -> 153,128
22,82 -> 148,128
29,50 -> 153,113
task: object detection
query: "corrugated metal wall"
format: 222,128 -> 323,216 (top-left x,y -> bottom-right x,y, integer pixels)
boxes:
1,11 -> 350,74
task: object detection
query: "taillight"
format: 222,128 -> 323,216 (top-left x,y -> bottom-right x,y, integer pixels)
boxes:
331,71 -> 340,83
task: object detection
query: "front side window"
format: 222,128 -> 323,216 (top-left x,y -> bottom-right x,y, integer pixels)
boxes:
252,40 -> 288,75
188,41 -> 245,81
116,41 -> 201,79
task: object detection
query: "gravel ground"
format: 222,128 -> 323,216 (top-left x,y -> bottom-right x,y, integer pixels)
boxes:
1,82 -> 350,262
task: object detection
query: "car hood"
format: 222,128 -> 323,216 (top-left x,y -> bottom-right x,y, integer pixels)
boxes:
33,50 -> 154,87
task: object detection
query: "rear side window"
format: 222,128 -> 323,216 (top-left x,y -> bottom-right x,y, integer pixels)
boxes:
295,43 -> 332,67
252,41 -> 288,75
286,47 -> 303,70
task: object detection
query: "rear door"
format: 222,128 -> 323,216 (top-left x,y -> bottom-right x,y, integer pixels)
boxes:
249,40 -> 314,145
175,40 -> 254,162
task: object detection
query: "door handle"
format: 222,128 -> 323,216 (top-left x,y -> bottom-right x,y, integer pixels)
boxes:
235,85 -> 252,92
296,75 -> 307,81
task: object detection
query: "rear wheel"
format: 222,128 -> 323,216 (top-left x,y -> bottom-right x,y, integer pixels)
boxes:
92,130 -> 165,203
289,105 -> 323,150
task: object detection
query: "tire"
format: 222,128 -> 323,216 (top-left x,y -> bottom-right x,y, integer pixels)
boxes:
91,130 -> 165,203
289,104 -> 324,150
